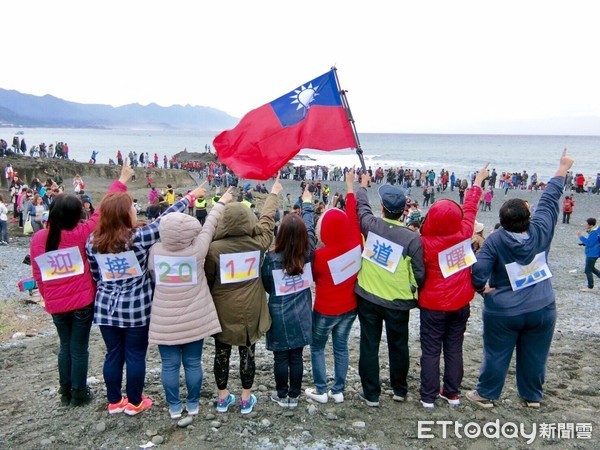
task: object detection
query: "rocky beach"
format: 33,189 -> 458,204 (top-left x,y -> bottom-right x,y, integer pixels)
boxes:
0,158 -> 599,449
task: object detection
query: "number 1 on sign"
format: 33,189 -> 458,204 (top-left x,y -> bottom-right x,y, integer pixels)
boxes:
220,251 -> 261,284
225,257 -> 256,277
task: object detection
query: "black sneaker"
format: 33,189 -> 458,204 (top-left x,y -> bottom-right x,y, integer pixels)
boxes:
59,384 -> 71,406
71,387 -> 94,406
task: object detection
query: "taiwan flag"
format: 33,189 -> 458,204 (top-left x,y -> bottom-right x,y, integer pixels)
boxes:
213,70 -> 357,180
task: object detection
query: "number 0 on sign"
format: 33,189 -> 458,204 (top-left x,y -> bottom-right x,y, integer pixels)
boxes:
154,255 -> 197,286
219,251 -> 261,284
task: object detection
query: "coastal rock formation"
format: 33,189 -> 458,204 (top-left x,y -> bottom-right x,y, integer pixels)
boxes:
1,155 -> 195,190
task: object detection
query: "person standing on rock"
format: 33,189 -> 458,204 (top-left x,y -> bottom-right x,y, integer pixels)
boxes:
417,164 -> 488,409
30,163 -> 134,407
148,187 -> 233,419
305,169 -> 361,405
468,149 -> 573,409
354,174 -> 425,407
577,217 -> 600,293
86,174 -> 209,416
262,185 -> 315,409
204,175 -> 282,415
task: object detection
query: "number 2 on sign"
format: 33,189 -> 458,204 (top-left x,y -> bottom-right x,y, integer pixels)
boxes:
153,255 -> 197,286
220,251 -> 261,284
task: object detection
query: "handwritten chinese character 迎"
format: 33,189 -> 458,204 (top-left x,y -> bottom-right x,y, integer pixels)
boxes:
47,252 -> 77,275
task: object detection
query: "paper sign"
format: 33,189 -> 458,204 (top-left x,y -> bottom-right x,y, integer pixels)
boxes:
505,251 -> 552,291
361,232 -> 403,273
95,251 -> 143,282
438,238 -> 477,278
327,245 -> 362,285
272,263 -> 313,296
219,250 -> 260,284
154,255 -> 197,286
35,246 -> 84,281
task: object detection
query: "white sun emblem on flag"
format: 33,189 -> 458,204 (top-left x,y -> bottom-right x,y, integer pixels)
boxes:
290,83 -> 319,111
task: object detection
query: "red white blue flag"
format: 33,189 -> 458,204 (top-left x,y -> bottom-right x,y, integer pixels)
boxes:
213,70 -> 357,180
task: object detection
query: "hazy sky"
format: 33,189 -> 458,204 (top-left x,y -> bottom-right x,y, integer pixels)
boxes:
2,1 -> 599,134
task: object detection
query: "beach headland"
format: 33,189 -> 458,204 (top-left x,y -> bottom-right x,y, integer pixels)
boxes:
0,156 -> 599,449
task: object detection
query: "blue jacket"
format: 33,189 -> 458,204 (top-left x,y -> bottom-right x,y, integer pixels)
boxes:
472,176 -> 564,316
579,226 -> 600,258
262,202 -> 316,351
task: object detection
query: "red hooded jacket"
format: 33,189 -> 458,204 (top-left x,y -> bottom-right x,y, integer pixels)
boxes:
418,185 -> 482,311
312,193 -> 362,315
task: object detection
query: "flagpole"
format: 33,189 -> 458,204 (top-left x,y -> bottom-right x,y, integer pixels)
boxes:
332,67 -> 366,173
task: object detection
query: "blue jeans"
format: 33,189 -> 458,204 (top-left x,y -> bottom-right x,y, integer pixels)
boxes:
419,305 -> 470,403
0,219 -> 7,242
158,340 -> 204,413
273,347 -> 304,399
357,298 -> 411,402
478,304 -> 556,402
99,324 -> 149,405
310,309 -> 357,394
52,303 -> 94,391
584,257 -> 600,288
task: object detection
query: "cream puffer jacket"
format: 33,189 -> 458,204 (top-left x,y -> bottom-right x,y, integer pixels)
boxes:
148,203 -> 224,346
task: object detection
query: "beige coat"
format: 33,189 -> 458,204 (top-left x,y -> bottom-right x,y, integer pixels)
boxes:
205,194 -> 278,346
148,203 -> 225,346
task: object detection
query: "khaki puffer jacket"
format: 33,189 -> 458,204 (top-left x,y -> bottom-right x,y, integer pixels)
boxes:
148,203 -> 225,346
205,194 -> 278,346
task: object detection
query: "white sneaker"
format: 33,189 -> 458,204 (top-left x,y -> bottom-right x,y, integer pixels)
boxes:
328,390 -> 344,403
305,388 -> 328,404
186,404 -> 199,416
580,287 -> 596,293
438,391 -> 460,406
421,400 -> 435,409
169,408 -> 182,419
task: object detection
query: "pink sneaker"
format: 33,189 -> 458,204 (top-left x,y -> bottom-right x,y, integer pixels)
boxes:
108,396 -> 129,414
124,397 -> 153,416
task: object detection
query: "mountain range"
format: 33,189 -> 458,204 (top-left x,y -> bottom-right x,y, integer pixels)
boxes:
0,88 -> 239,131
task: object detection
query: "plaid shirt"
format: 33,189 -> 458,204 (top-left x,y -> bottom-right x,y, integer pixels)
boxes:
86,198 -> 190,328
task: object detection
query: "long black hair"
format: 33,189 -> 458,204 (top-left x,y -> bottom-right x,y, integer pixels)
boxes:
45,194 -> 84,252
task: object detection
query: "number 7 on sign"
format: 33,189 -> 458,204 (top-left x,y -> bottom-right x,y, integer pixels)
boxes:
219,251 -> 261,284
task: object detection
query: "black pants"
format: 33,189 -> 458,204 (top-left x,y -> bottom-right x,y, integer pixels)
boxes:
214,340 -> 255,390
195,209 -> 207,225
419,305 -> 470,403
358,298 -> 410,401
273,347 -> 304,399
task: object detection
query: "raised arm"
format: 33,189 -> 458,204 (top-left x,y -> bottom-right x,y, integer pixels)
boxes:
356,171 -> 378,236
76,161 -> 134,237
196,187 -> 234,258
300,185 -> 316,254
344,168 -> 362,245
531,149 -> 574,232
254,173 -> 283,251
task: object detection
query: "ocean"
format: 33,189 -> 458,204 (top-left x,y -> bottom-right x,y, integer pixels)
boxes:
2,128 -> 599,182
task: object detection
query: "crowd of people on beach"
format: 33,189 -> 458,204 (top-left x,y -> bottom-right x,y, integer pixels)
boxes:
3,146 -> 600,426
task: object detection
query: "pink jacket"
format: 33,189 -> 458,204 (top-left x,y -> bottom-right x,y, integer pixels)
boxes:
30,181 -> 127,314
